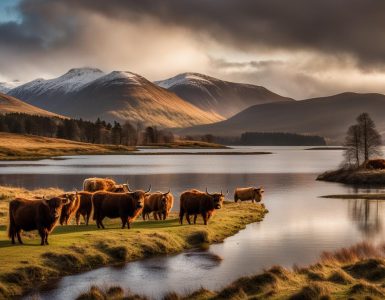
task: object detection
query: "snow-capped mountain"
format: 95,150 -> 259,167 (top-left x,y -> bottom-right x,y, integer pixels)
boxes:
8,68 -> 105,107
156,72 -> 293,118
7,69 -> 223,127
0,80 -> 22,93
0,92 -> 64,118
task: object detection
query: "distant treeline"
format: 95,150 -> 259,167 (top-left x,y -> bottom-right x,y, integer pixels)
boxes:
0,113 -> 174,146
186,132 -> 326,146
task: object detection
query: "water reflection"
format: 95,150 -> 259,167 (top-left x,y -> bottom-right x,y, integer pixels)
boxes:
348,199 -> 383,236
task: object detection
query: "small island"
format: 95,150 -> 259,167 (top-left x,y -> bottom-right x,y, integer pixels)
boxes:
317,113 -> 385,185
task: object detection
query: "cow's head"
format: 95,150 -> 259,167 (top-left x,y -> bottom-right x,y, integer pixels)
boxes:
130,185 -> 151,209
254,187 -> 264,202
206,188 -> 226,209
43,196 -> 70,219
160,189 -> 171,212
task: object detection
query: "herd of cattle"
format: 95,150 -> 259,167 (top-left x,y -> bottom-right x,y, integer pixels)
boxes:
8,177 -> 264,246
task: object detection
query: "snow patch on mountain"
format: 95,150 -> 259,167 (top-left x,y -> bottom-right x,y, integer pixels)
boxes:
92,71 -> 143,87
8,67 -> 105,97
155,72 -> 213,89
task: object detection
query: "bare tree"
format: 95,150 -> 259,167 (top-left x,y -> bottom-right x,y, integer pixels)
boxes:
357,113 -> 382,161
343,113 -> 382,167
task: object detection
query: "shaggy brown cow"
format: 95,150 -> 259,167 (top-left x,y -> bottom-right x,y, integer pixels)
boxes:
83,177 -> 129,192
8,196 -> 69,245
75,191 -> 93,225
92,186 -> 151,229
365,159 -> 385,170
142,190 -> 174,220
234,187 -> 264,203
59,192 -> 81,225
179,188 -> 225,225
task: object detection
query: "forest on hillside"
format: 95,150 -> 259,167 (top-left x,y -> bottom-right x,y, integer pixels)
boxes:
0,113 -> 174,146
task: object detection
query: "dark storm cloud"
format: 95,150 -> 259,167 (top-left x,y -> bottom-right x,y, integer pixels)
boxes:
1,0 -> 385,69
69,0 -> 385,69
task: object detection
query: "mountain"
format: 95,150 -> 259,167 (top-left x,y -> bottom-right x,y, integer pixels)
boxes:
0,93 -> 63,118
0,80 -> 22,93
8,68 -> 105,108
178,92 -> 385,144
8,69 -> 223,128
155,72 -> 293,118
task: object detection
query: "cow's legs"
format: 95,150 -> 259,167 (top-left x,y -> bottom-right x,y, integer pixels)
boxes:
142,212 -> 146,220
45,230 -> 49,245
127,219 -> 131,229
121,217 -> 127,229
193,214 -> 198,224
85,214 -> 90,226
16,229 -> 23,244
186,214 -> 191,225
153,212 -> 159,220
179,208 -> 184,224
38,228 -> 45,245
75,212 -> 80,225
202,212 -> 208,225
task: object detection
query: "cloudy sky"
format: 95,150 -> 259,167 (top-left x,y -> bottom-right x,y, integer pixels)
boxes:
1,0 -> 385,99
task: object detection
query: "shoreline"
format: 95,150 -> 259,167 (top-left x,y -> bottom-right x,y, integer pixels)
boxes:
0,186 -> 268,299
317,168 -> 385,185
76,242 -> 385,300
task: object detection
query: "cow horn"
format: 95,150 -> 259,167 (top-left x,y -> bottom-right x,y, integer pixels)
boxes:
205,187 -> 212,196
42,198 -> 49,206
164,188 -> 170,195
145,185 -> 152,194
126,184 -> 133,192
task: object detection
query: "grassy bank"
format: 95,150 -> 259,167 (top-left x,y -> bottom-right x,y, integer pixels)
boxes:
317,167 -> 385,185
77,242 -> 385,300
0,133 -> 135,160
0,186 -> 268,299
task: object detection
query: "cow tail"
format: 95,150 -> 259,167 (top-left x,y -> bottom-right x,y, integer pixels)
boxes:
8,202 -> 15,238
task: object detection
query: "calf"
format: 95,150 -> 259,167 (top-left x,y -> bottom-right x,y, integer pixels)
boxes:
59,192 -> 81,225
142,190 -> 174,220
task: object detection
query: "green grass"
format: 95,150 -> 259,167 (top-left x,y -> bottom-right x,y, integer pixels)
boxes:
76,242 -> 385,300
0,186 -> 268,298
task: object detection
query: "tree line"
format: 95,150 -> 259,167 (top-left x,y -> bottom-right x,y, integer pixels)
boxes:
0,113 -> 174,146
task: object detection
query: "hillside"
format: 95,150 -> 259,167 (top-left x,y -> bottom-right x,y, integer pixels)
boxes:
0,93 -> 63,118
178,92 -> 385,144
8,69 -> 223,128
0,132 -> 134,160
156,72 -> 293,117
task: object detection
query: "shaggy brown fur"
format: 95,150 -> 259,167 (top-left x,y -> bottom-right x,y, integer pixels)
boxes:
92,190 -> 149,229
8,196 -> 69,245
142,191 -> 174,220
179,189 -> 224,225
234,187 -> 264,203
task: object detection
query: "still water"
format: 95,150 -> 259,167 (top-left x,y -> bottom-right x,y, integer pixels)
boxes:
1,147 -> 384,299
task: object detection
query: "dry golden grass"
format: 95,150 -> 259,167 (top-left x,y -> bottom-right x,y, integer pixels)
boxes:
0,132 -> 135,160
318,167 -> 385,185
0,186 -> 268,299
